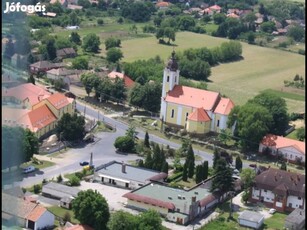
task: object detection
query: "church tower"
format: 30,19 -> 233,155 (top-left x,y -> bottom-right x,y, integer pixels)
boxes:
162,51 -> 180,98
160,51 -> 180,120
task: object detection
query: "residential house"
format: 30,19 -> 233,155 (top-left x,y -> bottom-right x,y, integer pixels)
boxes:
156,1 -> 171,10
250,168 -> 305,212
29,61 -> 65,74
227,13 -> 240,19
42,182 -> 81,200
46,68 -> 83,89
284,208 -> 305,230
2,193 -> 55,230
107,71 -> 135,88
259,134 -> 305,164
123,179 -> 219,225
56,48 -> 77,60
160,51 -> 235,134
209,4 -> 221,13
238,210 -> 264,229
94,161 -> 168,190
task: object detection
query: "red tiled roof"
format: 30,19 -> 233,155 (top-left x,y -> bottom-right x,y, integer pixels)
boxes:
199,194 -> 217,207
27,104 -> 57,131
188,107 -> 211,122
156,1 -> 170,7
209,4 -> 221,10
107,71 -> 135,88
148,172 -> 168,181
214,98 -> 234,115
2,83 -> 51,106
46,92 -> 73,110
165,85 -> 220,111
227,13 -> 240,18
123,193 -> 175,210
261,134 -> 305,154
26,205 -> 47,222
66,225 -> 94,230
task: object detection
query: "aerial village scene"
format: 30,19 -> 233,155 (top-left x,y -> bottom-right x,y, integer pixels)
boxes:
1,0 -> 305,229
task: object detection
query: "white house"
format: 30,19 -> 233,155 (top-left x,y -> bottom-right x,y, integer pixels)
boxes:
238,210 -> 264,229
259,134 -> 305,164
250,168 -> 305,212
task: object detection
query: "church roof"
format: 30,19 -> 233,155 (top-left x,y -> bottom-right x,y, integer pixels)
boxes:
165,85 -> 220,111
214,98 -> 234,115
188,108 -> 211,122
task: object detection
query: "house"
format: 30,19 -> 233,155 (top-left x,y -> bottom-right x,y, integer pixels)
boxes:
250,168 -> 305,212
227,13 -> 240,18
156,1 -> 171,9
259,134 -> 305,164
208,4 -> 221,13
93,161 -> 167,190
238,210 -> 264,229
160,51 -> 235,134
42,182 -> 81,200
2,193 -> 55,230
284,208 -> 305,230
60,196 -> 74,209
123,180 -> 219,225
29,61 -> 65,74
56,48 -> 77,59
46,68 -> 83,89
107,71 -> 135,88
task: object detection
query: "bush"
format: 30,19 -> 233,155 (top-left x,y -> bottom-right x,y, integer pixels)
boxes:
75,172 -> 84,179
69,175 -> 80,186
33,184 -> 42,194
63,211 -> 71,222
97,19 -> 104,25
298,49 -> 305,55
114,136 -> 135,153
57,174 -> 63,183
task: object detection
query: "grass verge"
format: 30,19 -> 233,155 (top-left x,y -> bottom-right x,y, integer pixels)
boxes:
47,206 -> 80,225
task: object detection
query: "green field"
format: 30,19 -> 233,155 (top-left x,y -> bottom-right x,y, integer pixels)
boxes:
261,89 -> 305,101
120,32 -> 305,113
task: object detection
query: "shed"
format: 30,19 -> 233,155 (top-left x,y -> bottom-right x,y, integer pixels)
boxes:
42,182 -> 80,200
238,210 -> 264,229
60,196 -> 74,209
284,208 -> 305,230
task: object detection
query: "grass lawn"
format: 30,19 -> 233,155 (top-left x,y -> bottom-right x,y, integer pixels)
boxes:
21,160 -> 55,170
177,179 -> 197,189
263,212 -> 288,230
286,129 -> 299,140
47,206 -> 80,225
261,89 -> 305,101
93,121 -> 115,133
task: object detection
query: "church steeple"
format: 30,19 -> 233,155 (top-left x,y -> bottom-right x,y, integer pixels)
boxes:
166,50 -> 178,71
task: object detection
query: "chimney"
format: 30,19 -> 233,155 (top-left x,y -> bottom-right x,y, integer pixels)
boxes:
122,163 -> 126,173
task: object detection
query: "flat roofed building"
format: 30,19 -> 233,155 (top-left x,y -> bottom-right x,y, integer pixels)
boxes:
238,210 -> 264,229
123,181 -> 219,225
284,208 -> 305,230
42,182 -> 81,200
94,161 -> 167,190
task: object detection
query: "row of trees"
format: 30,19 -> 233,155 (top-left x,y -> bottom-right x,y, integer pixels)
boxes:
227,91 -> 289,149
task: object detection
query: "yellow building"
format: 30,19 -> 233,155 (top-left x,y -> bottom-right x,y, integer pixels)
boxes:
160,51 -> 235,134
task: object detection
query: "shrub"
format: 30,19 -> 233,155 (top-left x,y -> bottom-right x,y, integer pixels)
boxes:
298,49 -> 305,55
57,174 -> 63,183
75,172 -> 83,179
97,19 -> 104,25
33,184 -> 42,194
69,175 -> 80,186
114,136 -> 135,153
63,211 -> 71,222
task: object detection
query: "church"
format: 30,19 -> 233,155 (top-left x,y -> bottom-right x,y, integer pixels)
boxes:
160,51 -> 235,134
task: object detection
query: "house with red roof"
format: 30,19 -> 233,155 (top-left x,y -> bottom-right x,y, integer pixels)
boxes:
160,52 -> 235,134
259,134 -> 305,164
2,193 -> 55,229
156,1 -> 171,9
107,71 -> 135,88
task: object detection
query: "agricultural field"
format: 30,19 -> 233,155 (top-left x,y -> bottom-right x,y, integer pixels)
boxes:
119,32 -> 305,113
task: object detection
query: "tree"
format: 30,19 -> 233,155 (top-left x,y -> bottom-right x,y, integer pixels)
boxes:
57,174 -> 63,183
81,73 -> 100,96
138,209 -> 163,230
82,33 -> 101,53
63,211 -> 71,222
72,57 -> 89,70
69,175 -> 80,186
280,161 -> 287,171
242,189 -> 250,204
105,37 -> 121,50
70,32 -> 82,45
218,129 -> 231,144
15,37 -> 31,55
296,127 -> 305,141
210,158 -> 234,194
114,136 -> 135,152
97,19 -> 104,25
235,156 -> 243,172
287,25 -> 305,42
213,13 -> 226,25
28,75 -> 36,85
46,38 -> 57,61
195,165 -> 203,183
69,11 -> 81,26
144,151 -> 153,169
182,162 -> 188,181
106,48 -> 123,63
108,210 -> 138,230
121,2 -> 154,22
261,21 -> 276,33
161,161 -> 169,174
72,189 -> 110,229
212,148 -> 220,170
178,16 -> 196,30
248,92 -> 289,135
144,131 -> 150,148
56,113 -> 85,141
125,125 -> 138,141
23,129 -> 39,162
186,144 -> 195,178
240,168 -> 256,190
54,79 -> 66,91
202,161 -> 208,180
247,32 -> 256,44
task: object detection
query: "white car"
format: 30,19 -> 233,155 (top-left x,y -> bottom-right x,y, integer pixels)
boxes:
269,208 -> 276,214
23,166 -> 36,174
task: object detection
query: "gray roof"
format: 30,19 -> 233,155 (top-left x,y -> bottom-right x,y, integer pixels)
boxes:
285,208 -> 305,224
238,210 -> 264,223
95,161 -> 167,184
60,196 -> 74,203
42,182 -> 80,199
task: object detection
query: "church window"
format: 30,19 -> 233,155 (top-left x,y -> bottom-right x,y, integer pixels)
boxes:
171,109 -> 174,118
217,120 -> 220,127
167,76 -> 170,82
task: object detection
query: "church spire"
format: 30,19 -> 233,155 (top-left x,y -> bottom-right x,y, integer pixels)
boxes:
166,50 -> 178,71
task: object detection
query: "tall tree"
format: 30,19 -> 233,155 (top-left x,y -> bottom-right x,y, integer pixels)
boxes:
182,162 -> 188,181
212,148 -> 220,170
56,113 -> 85,141
70,32 -> 82,45
195,165 -> 203,184
108,210 -> 138,230
202,161 -> 209,180
106,48 -> 123,63
144,131 -> 150,148
186,144 -> 195,178
72,189 -> 110,229
144,151 -> 153,169
82,33 -> 101,53
4,38 -> 15,60
240,168 -> 256,190
46,38 -> 57,61
235,156 -> 243,172
138,209 -> 163,230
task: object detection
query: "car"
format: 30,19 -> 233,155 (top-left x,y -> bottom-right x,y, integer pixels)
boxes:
249,164 -> 257,168
23,166 -> 36,174
269,208 -> 276,214
79,161 -> 89,166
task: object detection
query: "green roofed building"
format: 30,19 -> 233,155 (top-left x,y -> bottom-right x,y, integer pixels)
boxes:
123,180 -> 219,225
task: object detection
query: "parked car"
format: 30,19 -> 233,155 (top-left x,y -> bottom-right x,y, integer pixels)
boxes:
269,208 -> 276,214
249,164 -> 257,168
79,161 -> 89,166
23,166 -> 36,174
